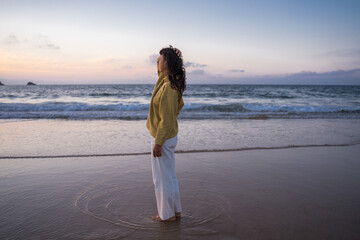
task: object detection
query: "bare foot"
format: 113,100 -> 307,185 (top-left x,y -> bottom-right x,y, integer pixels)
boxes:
175,212 -> 182,219
152,215 -> 176,222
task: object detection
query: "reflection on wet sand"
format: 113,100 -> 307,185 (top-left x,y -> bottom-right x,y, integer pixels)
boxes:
74,171 -> 229,232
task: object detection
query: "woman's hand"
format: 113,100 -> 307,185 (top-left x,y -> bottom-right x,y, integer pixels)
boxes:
153,144 -> 162,158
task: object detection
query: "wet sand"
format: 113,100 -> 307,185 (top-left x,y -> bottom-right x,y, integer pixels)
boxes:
1,145 -> 360,239
2,119 -> 360,157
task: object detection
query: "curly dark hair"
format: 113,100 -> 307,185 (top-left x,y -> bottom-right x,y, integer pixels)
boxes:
159,45 -> 186,95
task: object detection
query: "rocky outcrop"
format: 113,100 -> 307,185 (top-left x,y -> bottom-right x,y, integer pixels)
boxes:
27,81 -> 36,85
0,81 -> 4,85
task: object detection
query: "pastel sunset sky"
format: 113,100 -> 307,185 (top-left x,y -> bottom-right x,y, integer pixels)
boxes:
1,0 -> 359,85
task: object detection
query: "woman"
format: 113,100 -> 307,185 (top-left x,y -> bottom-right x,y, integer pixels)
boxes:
146,45 -> 186,222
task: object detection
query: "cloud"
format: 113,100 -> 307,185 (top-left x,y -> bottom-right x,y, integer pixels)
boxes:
34,33 -> 60,50
189,69 -> 205,75
148,54 -> 159,64
2,33 -> 60,50
322,49 -> 360,58
184,61 -> 207,68
287,68 -> 360,78
185,68 -> 360,85
288,70 -> 317,77
3,34 -> 21,44
104,58 -> 123,64
37,43 -> 60,50
229,69 -> 245,73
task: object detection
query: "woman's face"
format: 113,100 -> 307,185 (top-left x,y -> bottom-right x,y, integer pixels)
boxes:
157,54 -> 168,73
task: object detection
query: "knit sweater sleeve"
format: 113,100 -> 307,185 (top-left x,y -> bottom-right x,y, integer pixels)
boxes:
155,84 -> 178,145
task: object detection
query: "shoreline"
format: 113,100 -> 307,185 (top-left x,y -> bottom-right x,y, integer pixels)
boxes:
1,142 -> 360,159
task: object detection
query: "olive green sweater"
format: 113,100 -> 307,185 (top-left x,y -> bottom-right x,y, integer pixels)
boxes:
146,68 -> 184,146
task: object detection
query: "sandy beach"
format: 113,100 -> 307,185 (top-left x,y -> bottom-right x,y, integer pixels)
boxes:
1,143 -> 360,239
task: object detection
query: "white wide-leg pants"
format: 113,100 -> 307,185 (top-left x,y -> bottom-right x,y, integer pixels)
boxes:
151,135 -> 182,220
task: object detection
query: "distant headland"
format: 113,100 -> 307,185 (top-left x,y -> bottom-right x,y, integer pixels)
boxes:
0,81 -> 39,85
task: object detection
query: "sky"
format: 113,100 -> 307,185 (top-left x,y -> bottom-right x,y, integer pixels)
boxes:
0,0 -> 359,85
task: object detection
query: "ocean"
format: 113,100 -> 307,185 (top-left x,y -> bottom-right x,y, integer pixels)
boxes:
1,84 -> 360,120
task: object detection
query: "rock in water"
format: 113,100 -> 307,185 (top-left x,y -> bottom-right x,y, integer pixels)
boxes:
0,81 -> 4,85
27,81 -> 36,85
